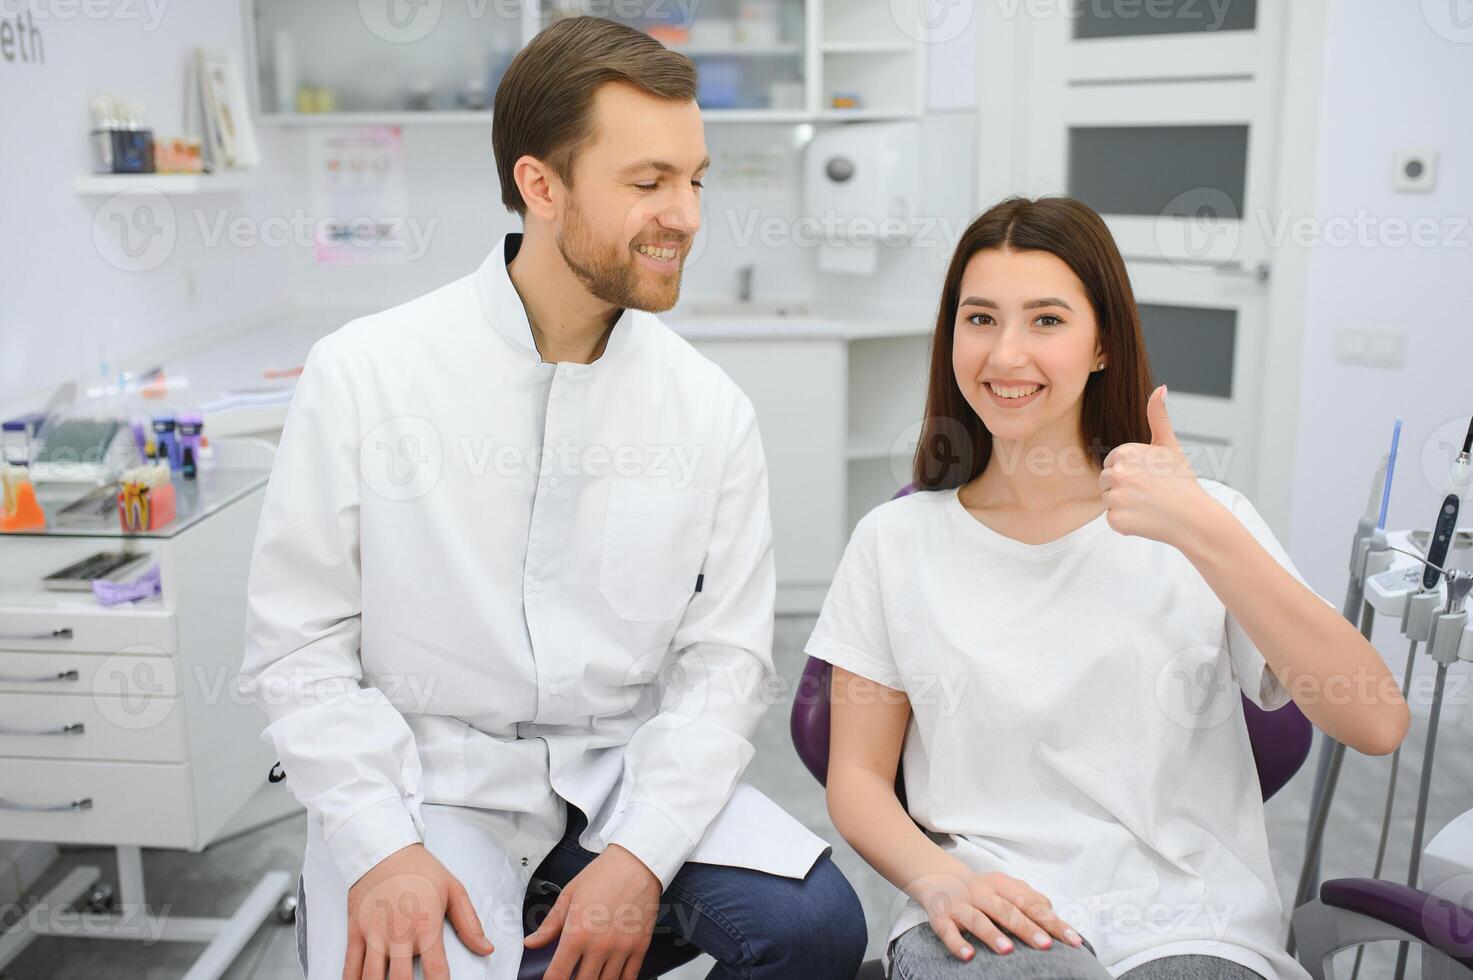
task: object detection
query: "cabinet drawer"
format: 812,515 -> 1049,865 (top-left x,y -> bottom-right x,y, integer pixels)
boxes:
0,758 -> 195,847
0,690 -> 186,763
0,650 -> 179,697
0,607 -> 176,655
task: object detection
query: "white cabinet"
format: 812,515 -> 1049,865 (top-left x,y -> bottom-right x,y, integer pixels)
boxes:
0,468 -> 279,850
247,0 -> 923,125
676,313 -> 931,611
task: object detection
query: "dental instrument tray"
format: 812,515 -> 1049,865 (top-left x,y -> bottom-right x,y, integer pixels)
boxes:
42,550 -> 152,591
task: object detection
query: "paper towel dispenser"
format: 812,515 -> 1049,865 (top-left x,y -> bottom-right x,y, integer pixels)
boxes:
803,121 -> 921,274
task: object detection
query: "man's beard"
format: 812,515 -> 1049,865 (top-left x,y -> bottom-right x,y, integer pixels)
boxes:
555,195 -> 685,313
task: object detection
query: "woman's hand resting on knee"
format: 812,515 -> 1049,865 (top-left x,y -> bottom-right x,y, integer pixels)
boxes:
912,870 -> 1083,962
343,842 -> 495,980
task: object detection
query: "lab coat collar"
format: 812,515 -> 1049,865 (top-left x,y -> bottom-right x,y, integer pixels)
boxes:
476,233 -> 637,366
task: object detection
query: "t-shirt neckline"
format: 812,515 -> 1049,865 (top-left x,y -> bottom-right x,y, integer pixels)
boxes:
946,487 -> 1110,558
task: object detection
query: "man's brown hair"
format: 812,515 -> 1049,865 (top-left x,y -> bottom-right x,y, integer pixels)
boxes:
492,16 -> 698,216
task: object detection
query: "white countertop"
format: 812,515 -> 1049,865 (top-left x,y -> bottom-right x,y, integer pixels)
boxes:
7,300 -> 936,440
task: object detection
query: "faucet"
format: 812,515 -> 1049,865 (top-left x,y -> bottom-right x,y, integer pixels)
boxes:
736,264 -> 754,303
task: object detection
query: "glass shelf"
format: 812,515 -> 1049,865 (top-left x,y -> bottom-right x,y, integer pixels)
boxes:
5,469 -> 270,539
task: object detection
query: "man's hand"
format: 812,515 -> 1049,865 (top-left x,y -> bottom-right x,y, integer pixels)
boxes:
343,843 -> 494,980
524,843 -> 662,980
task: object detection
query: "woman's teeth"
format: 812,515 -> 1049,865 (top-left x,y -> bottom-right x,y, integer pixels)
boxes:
635,244 -> 677,261
988,383 -> 1042,399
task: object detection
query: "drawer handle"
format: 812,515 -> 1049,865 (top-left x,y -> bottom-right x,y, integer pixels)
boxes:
0,722 -> 85,736
0,670 -> 80,684
0,628 -> 74,641
0,796 -> 93,812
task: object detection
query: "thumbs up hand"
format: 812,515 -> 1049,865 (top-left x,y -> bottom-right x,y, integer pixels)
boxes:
1099,385 -> 1212,548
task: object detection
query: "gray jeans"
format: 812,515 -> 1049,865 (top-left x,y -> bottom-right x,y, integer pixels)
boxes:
889,923 -> 1268,979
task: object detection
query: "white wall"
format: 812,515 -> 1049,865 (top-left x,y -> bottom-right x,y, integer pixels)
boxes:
1289,2 -> 1473,730
1289,2 -> 1473,598
1,4 -> 977,419
0,3 -> 292,409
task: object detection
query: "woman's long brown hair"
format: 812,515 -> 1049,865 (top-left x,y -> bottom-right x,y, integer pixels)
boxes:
912,196 -> 1156,491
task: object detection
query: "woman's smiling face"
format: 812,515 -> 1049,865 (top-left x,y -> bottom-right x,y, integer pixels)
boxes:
951,246 -> 1106,447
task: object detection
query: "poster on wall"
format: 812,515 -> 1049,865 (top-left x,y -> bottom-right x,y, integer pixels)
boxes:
307,127 -> 412,265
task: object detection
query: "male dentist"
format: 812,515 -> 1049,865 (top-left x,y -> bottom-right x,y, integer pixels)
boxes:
241,15 -> 866,980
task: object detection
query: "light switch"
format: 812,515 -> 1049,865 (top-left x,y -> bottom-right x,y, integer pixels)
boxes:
1336,324 -> 1406,368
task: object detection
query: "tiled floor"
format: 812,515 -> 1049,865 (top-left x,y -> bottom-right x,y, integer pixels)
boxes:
3,615 -> 1469,979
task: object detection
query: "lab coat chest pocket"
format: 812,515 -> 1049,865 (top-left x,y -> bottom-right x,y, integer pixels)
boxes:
599,480 -> 715,622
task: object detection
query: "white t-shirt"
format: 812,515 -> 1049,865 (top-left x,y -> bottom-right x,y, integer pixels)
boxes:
805,480 -> 1315,980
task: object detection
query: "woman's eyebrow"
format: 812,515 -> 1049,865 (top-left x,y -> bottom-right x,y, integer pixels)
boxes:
958,296 -> 1074,311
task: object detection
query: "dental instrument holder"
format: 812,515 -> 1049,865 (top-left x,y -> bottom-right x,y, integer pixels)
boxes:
1387,570 -> 1470,980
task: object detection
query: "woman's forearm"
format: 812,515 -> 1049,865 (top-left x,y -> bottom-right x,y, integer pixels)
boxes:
827,765 -> 972,901
1182,502 -> 1409,755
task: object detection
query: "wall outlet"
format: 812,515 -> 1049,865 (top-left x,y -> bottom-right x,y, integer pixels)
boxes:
1336,324 -> 1406,368
1393,149 -> 1438,193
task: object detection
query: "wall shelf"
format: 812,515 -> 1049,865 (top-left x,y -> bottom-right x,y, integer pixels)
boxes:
72,173 -> 263,196
259,111 -> 491,127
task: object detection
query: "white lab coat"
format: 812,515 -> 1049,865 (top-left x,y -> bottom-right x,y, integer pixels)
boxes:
241,235 -> 829,899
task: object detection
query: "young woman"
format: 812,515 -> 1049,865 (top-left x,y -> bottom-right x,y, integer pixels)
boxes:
807,197 -> 1409,980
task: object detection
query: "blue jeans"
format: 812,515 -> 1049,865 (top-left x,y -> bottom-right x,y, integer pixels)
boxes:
531,804 -> 867,979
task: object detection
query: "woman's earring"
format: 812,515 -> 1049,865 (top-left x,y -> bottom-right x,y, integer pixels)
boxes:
1095,362 -> 1105,371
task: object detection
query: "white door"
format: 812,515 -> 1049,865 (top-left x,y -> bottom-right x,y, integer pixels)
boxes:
980,0 -> 1317,501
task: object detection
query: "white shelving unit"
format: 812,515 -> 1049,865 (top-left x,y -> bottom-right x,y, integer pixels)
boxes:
245,0 -> 923,125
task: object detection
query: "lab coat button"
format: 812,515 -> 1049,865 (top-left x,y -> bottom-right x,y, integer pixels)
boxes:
548,477 -> 560,489
530,580 -> 542,593
548,683 -> 562,695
